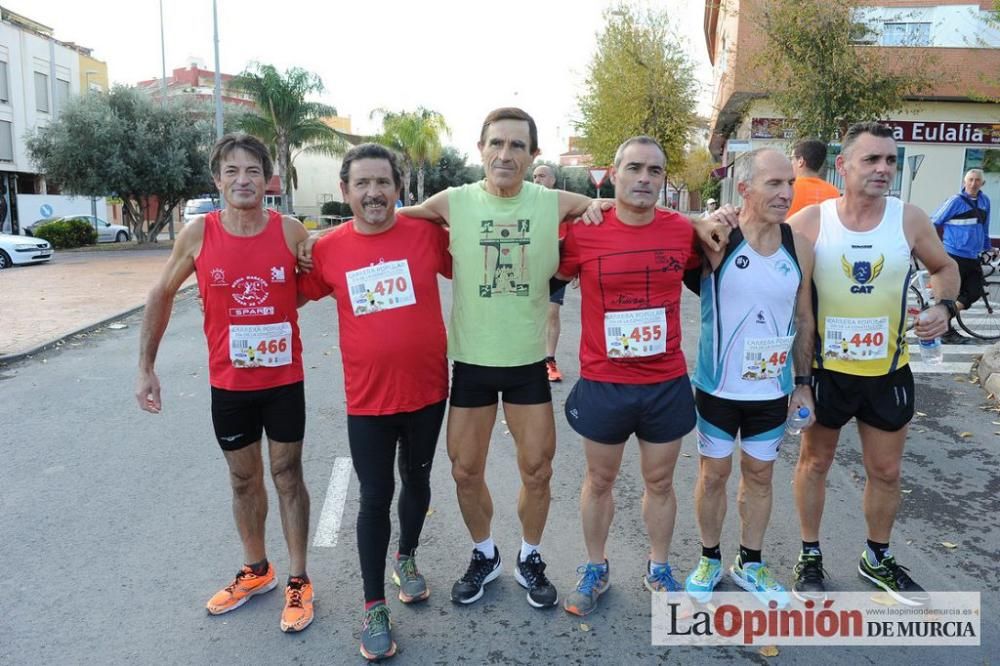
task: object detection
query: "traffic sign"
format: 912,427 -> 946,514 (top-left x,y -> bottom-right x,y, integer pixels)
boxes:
908,154 -> 925,178
589,168 -> 609,188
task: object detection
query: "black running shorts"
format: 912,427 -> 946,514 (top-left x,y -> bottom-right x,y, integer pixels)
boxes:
813,366 -> 914,432
210,381 -> 306,450
449,360 -> 551,408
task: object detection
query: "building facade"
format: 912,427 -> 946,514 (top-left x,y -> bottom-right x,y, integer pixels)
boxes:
0,6 -> 108,233
705,0 -> 1000,240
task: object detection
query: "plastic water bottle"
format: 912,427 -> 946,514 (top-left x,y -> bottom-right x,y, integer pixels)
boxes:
917,310 -> 943,365
786,407 -> 810,436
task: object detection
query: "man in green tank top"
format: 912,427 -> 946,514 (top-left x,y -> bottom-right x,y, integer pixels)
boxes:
402,108 -> 596,609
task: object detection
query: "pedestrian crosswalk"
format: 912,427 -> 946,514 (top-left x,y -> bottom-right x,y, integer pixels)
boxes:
905,294 -> 996,374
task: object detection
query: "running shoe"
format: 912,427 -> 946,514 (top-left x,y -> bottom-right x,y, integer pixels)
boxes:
684,556 -> 722,603
515,551 -> 558,608
546,359 -> 563,383
792,552 -> 827,602
451,548 -> 502,604
392,555 -> 430,603
730,559 -> 790,608
360,603 -> 396,662
563,561 -> 610,616
858,551 -> 930,606
206,563 -> 277,615
643,561 -> 682,592
280,577 -> 314,633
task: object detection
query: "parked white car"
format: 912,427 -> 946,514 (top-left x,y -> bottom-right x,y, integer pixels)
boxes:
63,215 -> 131,243
184,198 -> 220,226
0,233 -> 53,269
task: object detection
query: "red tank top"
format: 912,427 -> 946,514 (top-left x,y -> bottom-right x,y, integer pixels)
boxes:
194,210 -> 303,390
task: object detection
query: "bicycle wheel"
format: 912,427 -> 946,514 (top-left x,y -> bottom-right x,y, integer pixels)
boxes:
956,279 -> 1000,340
905,283 -> 925,331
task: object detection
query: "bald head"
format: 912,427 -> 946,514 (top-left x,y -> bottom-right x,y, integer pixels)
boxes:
532,164 -> 557,189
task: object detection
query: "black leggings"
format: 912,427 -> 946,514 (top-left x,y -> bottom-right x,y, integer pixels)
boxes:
347,400 -> 446,603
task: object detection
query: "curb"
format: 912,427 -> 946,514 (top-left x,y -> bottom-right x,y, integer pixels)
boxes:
0,284 -> 197,366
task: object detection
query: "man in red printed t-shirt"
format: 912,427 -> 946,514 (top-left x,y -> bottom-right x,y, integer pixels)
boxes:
297,143 -> 450,662
554,136 -> 702,617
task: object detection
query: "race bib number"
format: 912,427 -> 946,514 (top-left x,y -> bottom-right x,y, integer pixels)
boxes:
604,308 -> 667,358
823,316 -> 888,361
741,335 -> 795,380
229,322 -> 292,367
346,260 -> 416,316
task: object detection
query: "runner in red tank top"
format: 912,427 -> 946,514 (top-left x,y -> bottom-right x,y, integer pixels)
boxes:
136,133 -> 315,633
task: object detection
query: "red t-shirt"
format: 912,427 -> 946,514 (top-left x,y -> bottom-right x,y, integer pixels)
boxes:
558,208 -> 700,384
195,210 -> 303,391
297,215 -> 451,415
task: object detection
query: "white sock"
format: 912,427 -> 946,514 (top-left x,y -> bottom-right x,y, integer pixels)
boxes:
473,536 -> 496,559
519,540 -> 539,562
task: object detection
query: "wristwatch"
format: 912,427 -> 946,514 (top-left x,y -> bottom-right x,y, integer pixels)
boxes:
937,299 -> 958,318
794,375 -> 814,387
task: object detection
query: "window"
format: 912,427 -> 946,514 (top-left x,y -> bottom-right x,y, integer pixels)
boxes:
0,120 -> 13,161
0,61 -> 9,103
882,22 -> 931,47
35,72 -> 50,113
965,148 -> 1000,239
55,79 -> 70,112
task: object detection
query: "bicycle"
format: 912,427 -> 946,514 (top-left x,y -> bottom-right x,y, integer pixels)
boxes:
955,249 -> 1000,340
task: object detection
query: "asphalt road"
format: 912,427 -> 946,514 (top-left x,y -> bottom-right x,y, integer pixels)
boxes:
1,282 -> 997,665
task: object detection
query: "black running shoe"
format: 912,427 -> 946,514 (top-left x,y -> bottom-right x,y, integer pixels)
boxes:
515,551 -> 558,608
858,551 -> 930,607
792,552 -> 827,602
451,548 -> 502,604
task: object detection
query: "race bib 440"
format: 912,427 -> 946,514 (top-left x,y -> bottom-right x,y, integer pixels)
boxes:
823,316 -> 888,361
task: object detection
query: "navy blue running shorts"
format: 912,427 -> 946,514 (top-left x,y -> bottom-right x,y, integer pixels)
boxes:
564,375 -> 695,444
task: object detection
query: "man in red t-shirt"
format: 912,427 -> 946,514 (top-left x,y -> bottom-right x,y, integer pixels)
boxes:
136,133 -> 314,633
555,136 -> 701,617
297,143 -> 451,662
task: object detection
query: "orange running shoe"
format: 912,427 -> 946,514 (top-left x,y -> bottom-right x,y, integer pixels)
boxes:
206,563 -> 278,615
546,359 -> 563,383
280,577 -> 315,633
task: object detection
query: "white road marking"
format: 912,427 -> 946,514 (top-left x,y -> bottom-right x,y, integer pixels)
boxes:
909,361 -> 975,374
313,457 -> 353,548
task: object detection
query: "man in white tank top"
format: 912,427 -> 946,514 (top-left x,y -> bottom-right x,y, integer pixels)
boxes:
685,149 -> 816,607
785,122 -> 958,606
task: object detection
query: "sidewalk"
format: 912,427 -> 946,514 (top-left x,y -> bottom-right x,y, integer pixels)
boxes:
0,247 -> 194,361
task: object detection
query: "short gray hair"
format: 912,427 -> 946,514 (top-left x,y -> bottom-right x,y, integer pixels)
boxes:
965,168 -> 985,180
735,148 -> 779,185
613,136 -> 666,168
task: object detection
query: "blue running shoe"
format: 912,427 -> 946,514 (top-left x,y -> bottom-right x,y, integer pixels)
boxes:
730,559 -> 790,608
644,561 -> 681,592
685,556 -> 722,603
563,560 -> 610,616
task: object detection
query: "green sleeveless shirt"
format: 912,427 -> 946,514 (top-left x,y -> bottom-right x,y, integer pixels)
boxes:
447,181 -> 560,366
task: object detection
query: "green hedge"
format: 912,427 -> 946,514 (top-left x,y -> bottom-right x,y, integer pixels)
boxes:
320,201 -> 353,217
33,218 -> 98,249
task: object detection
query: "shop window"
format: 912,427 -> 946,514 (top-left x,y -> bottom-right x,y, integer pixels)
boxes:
965,148 -> 1000,239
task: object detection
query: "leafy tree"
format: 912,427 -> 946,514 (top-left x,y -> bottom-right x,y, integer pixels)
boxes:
26,86 -> 216,242
372,107 -> 450,202
411,146 -> 480,198
576,3 -> 698,170
230,63 -> 348,213
667,147 -> 716,202
753,0 -> 937,141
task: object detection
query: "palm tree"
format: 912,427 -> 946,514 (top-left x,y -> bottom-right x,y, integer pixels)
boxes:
371,107 -> 450,203
230,63 -> 348,213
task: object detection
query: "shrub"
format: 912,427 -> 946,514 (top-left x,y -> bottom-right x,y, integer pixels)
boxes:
33,217 -> 98,248
320,200 -> 353,217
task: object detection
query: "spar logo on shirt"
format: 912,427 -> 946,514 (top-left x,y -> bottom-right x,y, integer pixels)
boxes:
229,275 -> 275,317
841,254 -> 884,294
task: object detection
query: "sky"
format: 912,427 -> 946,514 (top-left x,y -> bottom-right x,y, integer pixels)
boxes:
19,0 -> 712,163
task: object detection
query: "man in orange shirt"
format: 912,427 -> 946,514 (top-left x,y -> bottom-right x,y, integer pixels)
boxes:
788,139 -> 840,217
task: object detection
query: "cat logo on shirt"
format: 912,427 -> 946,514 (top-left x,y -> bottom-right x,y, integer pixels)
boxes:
841,254 -> 884,294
